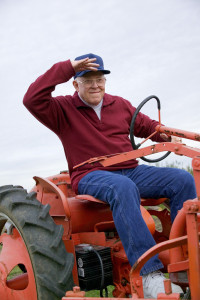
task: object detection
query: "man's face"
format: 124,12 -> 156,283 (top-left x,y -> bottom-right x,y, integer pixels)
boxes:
73,71 -> 106,106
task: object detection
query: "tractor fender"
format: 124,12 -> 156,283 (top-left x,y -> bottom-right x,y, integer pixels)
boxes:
33,176 -> 71,219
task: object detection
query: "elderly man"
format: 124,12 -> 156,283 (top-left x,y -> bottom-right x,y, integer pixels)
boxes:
23,53 -> 196,298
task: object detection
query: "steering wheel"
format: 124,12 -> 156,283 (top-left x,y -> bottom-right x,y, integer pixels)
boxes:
130,95 -> 171,163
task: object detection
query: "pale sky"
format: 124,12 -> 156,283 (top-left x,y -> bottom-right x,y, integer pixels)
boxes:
0,0 -> 200,190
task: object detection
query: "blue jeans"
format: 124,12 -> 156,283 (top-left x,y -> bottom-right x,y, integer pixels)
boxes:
78,165 -> 196,275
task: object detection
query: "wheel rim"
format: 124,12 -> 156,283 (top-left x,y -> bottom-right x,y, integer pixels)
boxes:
0,214 -> 37,300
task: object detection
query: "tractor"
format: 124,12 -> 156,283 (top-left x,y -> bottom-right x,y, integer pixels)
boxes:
0,96 -> 199,300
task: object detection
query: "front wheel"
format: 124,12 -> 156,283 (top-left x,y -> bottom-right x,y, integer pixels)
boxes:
0,185 -> 74,300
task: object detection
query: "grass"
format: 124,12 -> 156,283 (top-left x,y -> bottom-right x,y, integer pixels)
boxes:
8,266 -> 23,280
85,286 -> 114,297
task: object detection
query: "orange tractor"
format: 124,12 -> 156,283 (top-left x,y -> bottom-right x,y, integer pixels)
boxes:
0,96 -> 199,300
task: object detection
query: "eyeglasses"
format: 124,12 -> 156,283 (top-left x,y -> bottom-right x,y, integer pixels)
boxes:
77,77 -> 106,87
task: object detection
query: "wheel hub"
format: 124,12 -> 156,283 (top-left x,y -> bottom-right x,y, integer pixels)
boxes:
0,221 -> 37,299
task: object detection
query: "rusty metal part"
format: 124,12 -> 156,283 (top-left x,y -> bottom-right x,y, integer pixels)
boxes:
65,286 -> 86,297
98,142 -> 200,167
184,200 -> 200,299
156,125 -> 200,141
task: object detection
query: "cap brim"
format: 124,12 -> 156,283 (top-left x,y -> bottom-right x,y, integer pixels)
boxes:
74,69 -> 110,79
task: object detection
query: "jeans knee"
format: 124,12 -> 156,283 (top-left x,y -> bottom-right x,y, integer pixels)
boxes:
180,169 -> 195,189
173,169 -> 196,201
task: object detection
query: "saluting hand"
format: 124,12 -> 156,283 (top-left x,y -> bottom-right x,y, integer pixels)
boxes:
71,58 -> 99,73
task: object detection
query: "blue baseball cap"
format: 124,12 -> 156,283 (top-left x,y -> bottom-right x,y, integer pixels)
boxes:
74,53 -> 110,79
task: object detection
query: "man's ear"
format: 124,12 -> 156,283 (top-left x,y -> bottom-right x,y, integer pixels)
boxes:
73,80 -> 79,92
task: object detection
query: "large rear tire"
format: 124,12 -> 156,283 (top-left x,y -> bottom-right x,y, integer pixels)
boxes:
0,185 -> 74,300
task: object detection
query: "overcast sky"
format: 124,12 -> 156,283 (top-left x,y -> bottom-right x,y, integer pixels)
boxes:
0,0 -> 200,190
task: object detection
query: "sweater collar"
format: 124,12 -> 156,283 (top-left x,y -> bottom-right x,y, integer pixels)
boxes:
72,91 -> 115,108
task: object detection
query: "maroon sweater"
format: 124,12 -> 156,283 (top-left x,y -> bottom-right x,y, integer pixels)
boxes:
23,60 -> 163,193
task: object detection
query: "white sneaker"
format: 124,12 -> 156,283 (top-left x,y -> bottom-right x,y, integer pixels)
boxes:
142,271 -> 183,299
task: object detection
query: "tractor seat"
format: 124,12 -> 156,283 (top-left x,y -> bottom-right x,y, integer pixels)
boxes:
75,194 -> 166,236
75,194 -> 107,204
76,194 -> 168,207
33,176 -> 168,237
